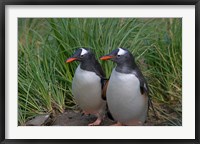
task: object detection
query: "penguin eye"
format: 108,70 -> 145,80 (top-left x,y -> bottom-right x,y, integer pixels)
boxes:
80,55 -> 84,58
117,55 -> 121,58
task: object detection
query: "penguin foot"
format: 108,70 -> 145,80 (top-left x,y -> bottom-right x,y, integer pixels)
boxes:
88,118 -> 102,126
111,122 -> 123,126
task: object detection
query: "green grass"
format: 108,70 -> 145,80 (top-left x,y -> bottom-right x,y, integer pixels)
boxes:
18,18 -> 182,126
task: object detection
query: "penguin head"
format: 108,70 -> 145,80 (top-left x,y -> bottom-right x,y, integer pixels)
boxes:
100,48 -> 135,65
66,48 -> 94,63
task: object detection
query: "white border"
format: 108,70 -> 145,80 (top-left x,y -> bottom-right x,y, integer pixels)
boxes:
5,5 -> 195,139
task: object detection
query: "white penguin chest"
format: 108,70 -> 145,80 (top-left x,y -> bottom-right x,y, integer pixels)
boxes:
107,69 -> 147,123
107,69 -> 141,98
73,65 -> 100,86
72,65 -> 103,112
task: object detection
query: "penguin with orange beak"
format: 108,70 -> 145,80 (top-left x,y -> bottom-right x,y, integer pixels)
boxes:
100,48 -> 149,126
66,48 -> 108,126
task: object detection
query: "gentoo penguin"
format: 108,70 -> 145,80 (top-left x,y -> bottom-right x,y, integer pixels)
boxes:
66,48 -> 107,126
100,48 -> 149,126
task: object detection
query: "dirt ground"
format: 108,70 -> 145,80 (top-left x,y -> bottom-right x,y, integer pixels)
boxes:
44,110 -> 160,126
26,109 -> 163,126
51,110 -> 116,126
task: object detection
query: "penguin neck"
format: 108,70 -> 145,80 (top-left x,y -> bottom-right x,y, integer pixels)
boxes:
80,56 -> 96,71
115,61 -> 137,74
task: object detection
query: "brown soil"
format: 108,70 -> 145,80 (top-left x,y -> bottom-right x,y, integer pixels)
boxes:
44,109 -> 159,126
25,103 -> 181,126
51,110 -> 116,126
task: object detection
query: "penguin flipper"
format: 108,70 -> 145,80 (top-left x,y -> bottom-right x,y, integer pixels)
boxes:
101,79 -> 109,100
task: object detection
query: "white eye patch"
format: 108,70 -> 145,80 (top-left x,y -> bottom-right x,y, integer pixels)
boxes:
80,48 -> 88,56
117,48 -> 127,55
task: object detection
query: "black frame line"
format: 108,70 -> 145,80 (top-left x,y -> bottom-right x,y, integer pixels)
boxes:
1,0 -> 199,144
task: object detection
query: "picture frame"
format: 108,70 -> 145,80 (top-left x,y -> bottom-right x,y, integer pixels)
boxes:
1,0 -> 199,143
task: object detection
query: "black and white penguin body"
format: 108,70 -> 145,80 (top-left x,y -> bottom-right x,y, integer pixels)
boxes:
100,48 -> 148,126
66,48 -> 106,126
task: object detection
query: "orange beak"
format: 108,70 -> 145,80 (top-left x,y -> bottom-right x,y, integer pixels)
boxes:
100,55 -> 114,60
66,57 -> 78,63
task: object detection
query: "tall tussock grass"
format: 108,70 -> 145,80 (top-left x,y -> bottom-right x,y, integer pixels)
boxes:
18,18 -> 182,126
